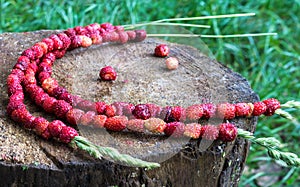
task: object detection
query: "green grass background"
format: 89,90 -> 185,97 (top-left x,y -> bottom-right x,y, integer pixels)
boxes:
1,0 -> 299,186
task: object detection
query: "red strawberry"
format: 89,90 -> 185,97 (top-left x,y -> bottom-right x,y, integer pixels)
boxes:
66,108 -> 85,126
104,104 -> 116,117
104,116 -> 128,131
186,104 -> 203,121
48,120 -> 66,137
41,77 -> 58,93
10,108 -> 30,124
77,100 -> 96,112
127,119 -> 145,132
134,30 -> 147,42
216,103 -> 236,119
263,98 -> 281,116
31,44 -> 44,59
146,103 -> 162,118
218,123 -> 237,142
159,106 -> 172,122
42,97 -> 57,113
201,103 -> 216,119
235,103 -> 251,117
118,31 -> 129,44
32,117 -> 49,135
34,92 -> 49,107
34,42 -> 48,54
126,31 -> 136,41
79,35 -> 92,48
53,100 -> 72,119
144,118 -> 166,133
164,122 -> 185,137
42,38 -> 54,52
58,92 -> 73,104
79,111 -> 96,126
49,34 -> 64,50
200,125 -> 219,140
112,102 -> 135,117
95,101 -> 107,114
21,48 -> 36,60
9,91 -> 24,103
59,126 -> 78,143
132,104 -> 151,120
99,66 -> 117,81
6,101 -> 26,115
252,101 -> 267,116
57,33 -> 71,50
92,115 -> 107,128
154,44 -> 169,57
183,123 -> 202,139
168,106 -> 186,122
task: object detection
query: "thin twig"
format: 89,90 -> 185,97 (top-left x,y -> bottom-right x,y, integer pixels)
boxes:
147,33 -> 278,38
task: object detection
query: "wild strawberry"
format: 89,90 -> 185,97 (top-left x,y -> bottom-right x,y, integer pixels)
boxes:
79,35 -> 92,48
9,91 -> 24,103
95,101 -> 107,114
235,103 -> 251,117
17,56 -> 30,65
34,42 -> 48,54
164,122 -> 185,137
41,78 -> 58,93
104,104 -> 116,117
132,104 -> 151,120
50,86 -> 66,98
52,50 -> 66,59
90,33 -> 102,44
64,28 -> 76,37
154,44 -> 169,57
104,116 -> 128,131
263,98 -> 281,116
252,101 -> 267,116
53,100 -> 72,119
126,31 -> 136,41
7,101 -> 26,115
127,119 -> 145,132
74,26 -> 87,35
59,126 -> 78,143
23,115 -> 36,129
118,31 -> 129,44
92,115 -> 107,128
247,103 -> 254,117
146,103 -> 162,118
69,35 -> 82,49
183,123 -> 202,139
134,30 -> 147,42
168,106 -> 186,122
200,125 -> 219,140
112,102 -> 135,117
41,129 -> 52,140
144,118 -> 166,133
14,60 -> 28,71
48,120 -> 66,137
66,108 -> 85,126
79,111 -> 96,126
50,34 -> 64,50
21,48 -> 36,60
31,44 -> 44,59
10,69 -> 24,79
42,38 -> 54,52
114,25 -> 124,31
159,106 -> 172,122
23,74 -> 36,86
103,32 -> 119,42
186,104 -> 203,121
38,62 -> 52,74
166,57 -> 179,70
10,108 -> 29,124
57,33 -> 71,50
7,83 -> 23,96
71,95 -> 84,107
42,97 -> 57,113
32,117 -> 49,135
216,103 -> 236,119
99,66 -> 117,81
100,23 -> 115,32
201,103 -> 216,119
218,123 -> 237,142
58,92 -> 72,104
34,92 -> 49,107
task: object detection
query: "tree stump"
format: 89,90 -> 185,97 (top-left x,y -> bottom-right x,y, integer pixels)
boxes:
0,30 -> 258,186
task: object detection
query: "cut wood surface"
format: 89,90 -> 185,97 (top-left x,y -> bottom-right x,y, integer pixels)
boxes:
0,30 -> 258,187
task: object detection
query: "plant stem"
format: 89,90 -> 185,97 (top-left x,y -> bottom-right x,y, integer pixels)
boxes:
147,33 -> 277,38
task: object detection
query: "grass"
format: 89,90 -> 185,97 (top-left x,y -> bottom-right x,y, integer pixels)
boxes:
1,0 -> 299,186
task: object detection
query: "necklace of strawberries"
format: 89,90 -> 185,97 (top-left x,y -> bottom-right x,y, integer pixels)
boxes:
6,22 -> 298,168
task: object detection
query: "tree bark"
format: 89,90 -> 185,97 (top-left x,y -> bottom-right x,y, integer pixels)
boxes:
0,30 -> 258,186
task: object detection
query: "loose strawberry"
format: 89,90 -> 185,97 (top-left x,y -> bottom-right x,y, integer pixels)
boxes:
164,122 -> 185,137
183,123 -> 202,139
218,123 -> 237,142
263,98 -> 281,116
144,118 -> 166,133
154,44 -> 169,57
216,103 -> 236,119
104,116 -> 128,131
235,103 -> 251,117
200,125 -> 219,140
165,57 -> 179,70
99,66 -> 117,81
252,101 -> 267,116
127,119 -> 145,132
